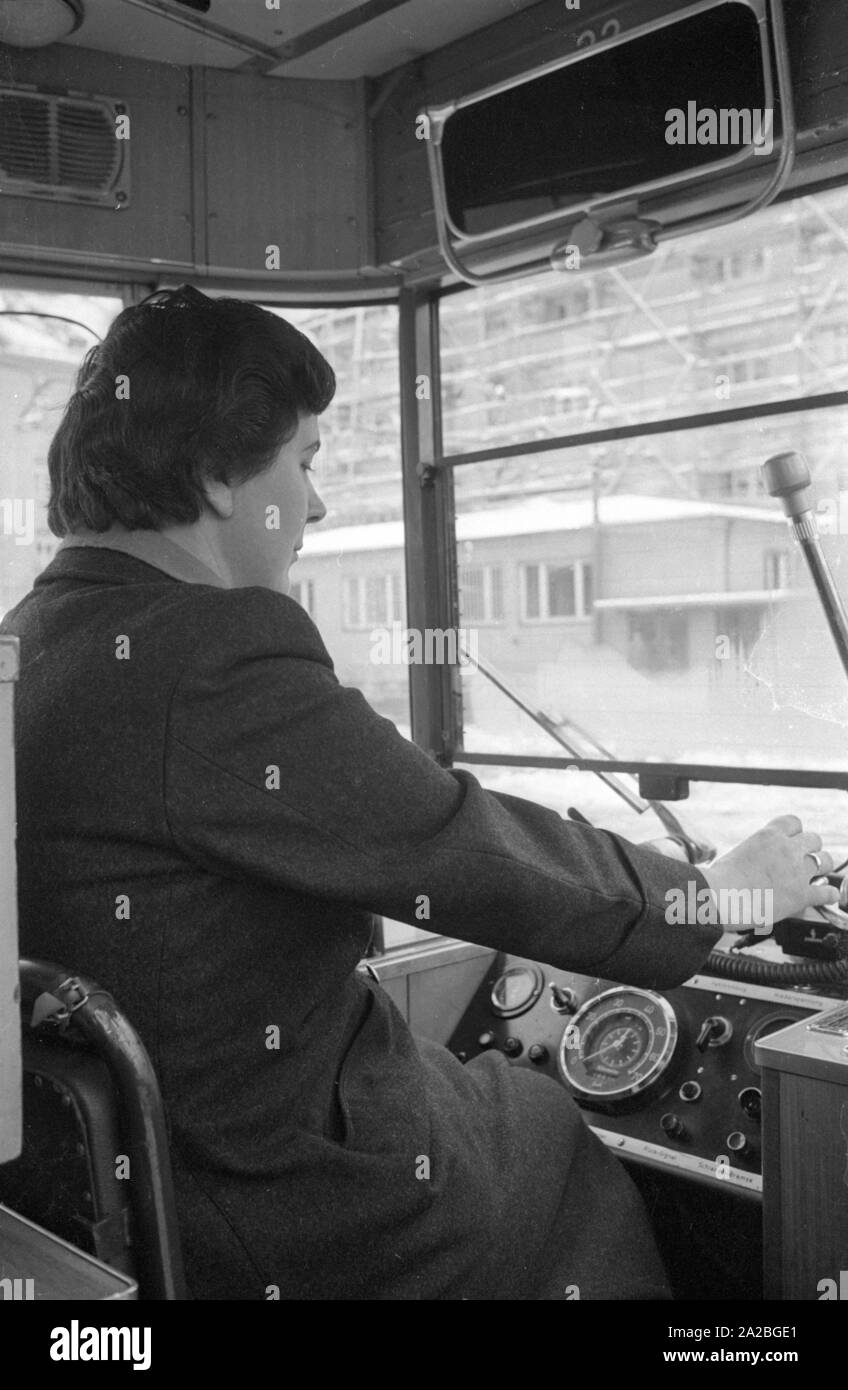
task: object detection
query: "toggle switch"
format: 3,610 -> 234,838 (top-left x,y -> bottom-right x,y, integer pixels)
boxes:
549,984 -> 578,1014
696,1016 -> 732,1052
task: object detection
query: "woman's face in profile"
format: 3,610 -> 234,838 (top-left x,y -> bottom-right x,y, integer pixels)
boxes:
221,413 -> 326,594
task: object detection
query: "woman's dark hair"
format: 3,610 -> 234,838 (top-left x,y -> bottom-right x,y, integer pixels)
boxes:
47,285 -> 336,534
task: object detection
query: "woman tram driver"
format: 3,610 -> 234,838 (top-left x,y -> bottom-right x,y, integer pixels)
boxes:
2,287 -> 837,1301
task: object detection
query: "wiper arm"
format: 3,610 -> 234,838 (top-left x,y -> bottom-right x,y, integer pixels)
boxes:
461,648 -> 716,865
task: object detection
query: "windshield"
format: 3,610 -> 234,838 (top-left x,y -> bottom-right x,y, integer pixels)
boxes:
440,185 -> 848,782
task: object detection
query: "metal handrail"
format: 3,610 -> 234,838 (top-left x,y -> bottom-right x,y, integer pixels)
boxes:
20,958 -> 186,1301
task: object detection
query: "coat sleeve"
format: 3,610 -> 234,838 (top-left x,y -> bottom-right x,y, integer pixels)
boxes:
163,588 -> 721,990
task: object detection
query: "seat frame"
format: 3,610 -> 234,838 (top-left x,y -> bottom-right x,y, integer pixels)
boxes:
3,959 -> 186,1300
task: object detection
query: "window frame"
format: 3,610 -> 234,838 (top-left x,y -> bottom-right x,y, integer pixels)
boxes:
518,560 -> 593,623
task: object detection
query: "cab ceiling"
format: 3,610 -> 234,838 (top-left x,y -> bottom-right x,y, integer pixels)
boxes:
59,0 -> 545,78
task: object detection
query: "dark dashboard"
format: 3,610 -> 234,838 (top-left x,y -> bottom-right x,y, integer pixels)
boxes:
450,955 -> 837,1194
447,954 -> 842,1298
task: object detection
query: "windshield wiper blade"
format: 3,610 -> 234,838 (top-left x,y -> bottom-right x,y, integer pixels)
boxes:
461,648 -> 716,865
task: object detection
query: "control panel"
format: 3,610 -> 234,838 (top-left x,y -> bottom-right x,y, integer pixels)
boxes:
448,956 -> 837,1196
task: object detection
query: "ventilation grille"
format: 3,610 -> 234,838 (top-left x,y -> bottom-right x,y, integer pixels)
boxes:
0,88 -> 130,208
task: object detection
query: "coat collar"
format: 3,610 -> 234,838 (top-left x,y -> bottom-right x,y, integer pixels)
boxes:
52,527 -> 226,588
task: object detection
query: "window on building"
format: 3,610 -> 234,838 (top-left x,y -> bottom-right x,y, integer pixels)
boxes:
520,561 -> 593,621
343,573 -> 403,629
289,579 -> 315,617
715,607 -> 762,666
343,576 -> 362,628
764,549 -> 791,590
693,248 -> 769,284
458,565 -> 504,623
35,536 -> 59,569
726,356 -> 769,384
627,612 -> 688,672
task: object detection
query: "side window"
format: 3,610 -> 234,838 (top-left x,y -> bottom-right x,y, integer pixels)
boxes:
270,304 -> 405,747
0,289 -> 123,618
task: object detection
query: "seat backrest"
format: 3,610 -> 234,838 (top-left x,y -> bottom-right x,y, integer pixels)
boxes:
0,636 -> 21,1164
0,960 -> 186,1300
1,1034 -> 134,1277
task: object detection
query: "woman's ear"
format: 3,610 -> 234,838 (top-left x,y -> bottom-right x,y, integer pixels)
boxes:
202,476 -> 235,520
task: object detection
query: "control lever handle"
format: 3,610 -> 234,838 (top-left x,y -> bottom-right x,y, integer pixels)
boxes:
762,451 -> 848,684
695,1016 -> 732,1052
762,451 -> 813,517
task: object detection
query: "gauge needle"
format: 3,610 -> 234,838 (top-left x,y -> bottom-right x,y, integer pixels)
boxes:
582,1036 -> 628,1063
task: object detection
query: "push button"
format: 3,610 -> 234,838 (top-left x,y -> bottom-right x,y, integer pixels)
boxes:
660,1113 -> 687,1140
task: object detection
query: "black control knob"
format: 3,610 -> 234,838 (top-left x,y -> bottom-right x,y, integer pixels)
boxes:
549,984 -> 578,1014
696,1015 -> 733,1052
679,1081 -> 702,1103
477,1031 -> 495,1049
660,1113 -> 687,1141
503,1036 -> 523,1057
738,1087 -> 762,1121
727,1131 -> 751,1158
528,1043 -> 549,1064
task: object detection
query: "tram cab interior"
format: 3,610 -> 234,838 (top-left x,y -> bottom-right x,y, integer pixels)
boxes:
2,0 -> 848,1304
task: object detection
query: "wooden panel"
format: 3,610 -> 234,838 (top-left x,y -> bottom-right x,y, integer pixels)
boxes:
760,1066 -> 783,1299
0,639 -> 20,1164
372,0 -> 848,267
372,0 -> 686,266
407,951 -> 494,1045
203,71 -> 370,273
761,1065 -> 848,1299
0,46 -> 372,278
0,44 -> 194,275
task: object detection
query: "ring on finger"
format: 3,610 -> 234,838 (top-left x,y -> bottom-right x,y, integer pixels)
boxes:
806,850 -> 824,872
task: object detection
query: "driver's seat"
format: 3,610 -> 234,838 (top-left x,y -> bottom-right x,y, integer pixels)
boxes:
0,959 -> 185,1300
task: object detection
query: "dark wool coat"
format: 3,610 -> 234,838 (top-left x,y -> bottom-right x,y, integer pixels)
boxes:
0,535 -> 720,1300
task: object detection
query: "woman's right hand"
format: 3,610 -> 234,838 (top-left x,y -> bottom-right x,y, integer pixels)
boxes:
700,815 -> 840,932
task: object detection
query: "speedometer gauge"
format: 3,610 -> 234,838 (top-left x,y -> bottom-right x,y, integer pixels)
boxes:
558,987 -> 678,1104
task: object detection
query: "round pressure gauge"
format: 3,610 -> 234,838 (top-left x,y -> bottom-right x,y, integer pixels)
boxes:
490,964 -> 545,1018
743,1012 -> 799,1073
558,987 -> 678,1104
